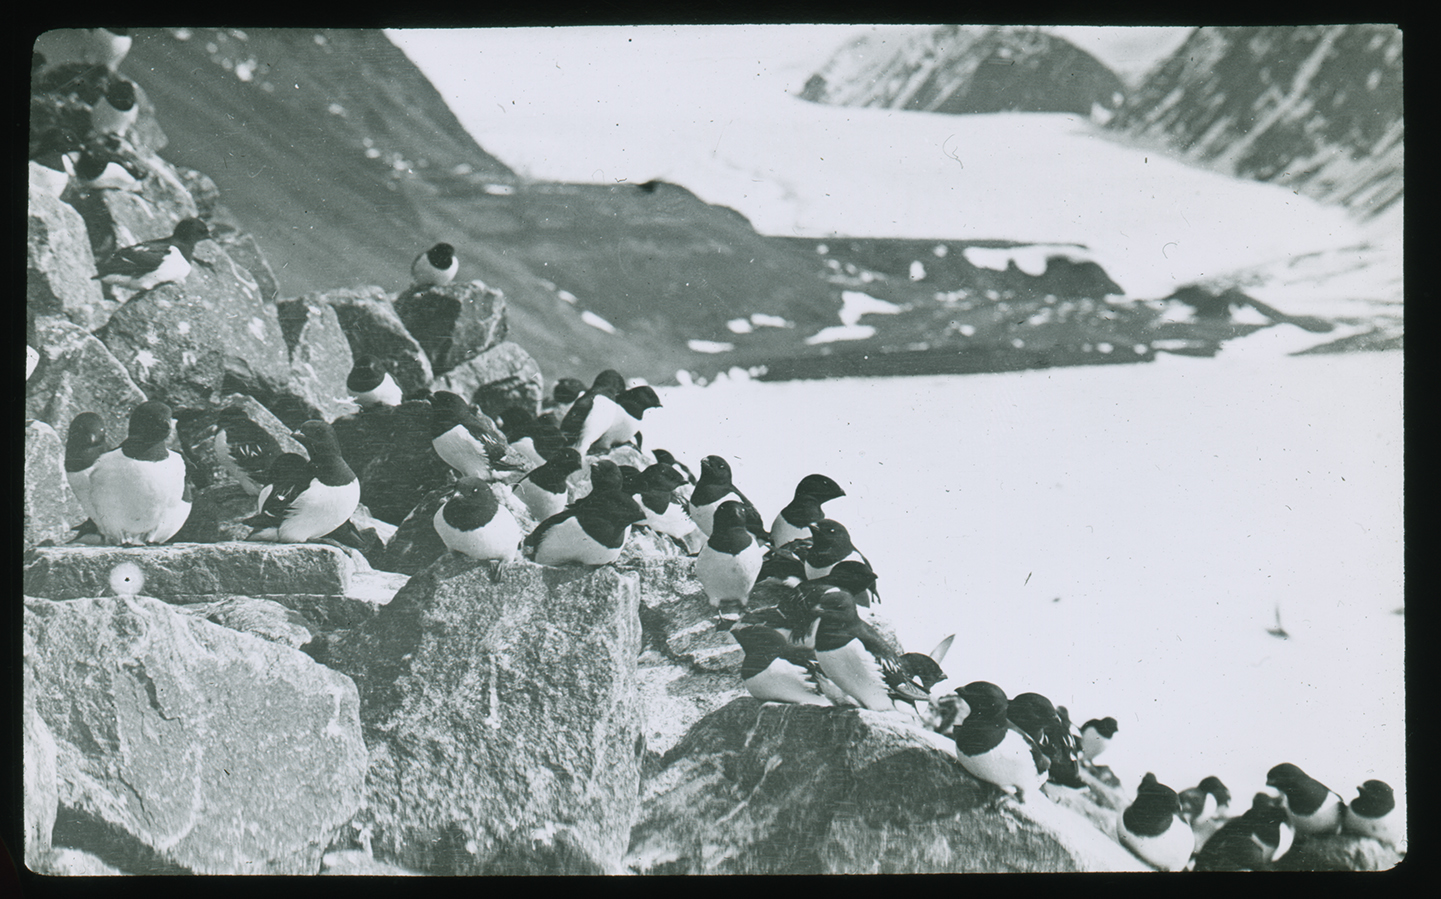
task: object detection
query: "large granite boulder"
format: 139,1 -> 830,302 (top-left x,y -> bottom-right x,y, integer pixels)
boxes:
177,596 -> 319,650
24,703 -> 59,870
626,558 -> 742,671
297,287 -> 433,397
26,315 -> 148,444
431,340 -> 543,419
24,420 -> 85,550
97,239 -> 289,409
626,699 -> 1146,874
275,298 -> 355,424
28,185 -> 113,331
24,594 -> 368,874
329,400 -> 456,525
332,558 -> 644,875
395,279 -> 507,376
22,542 -> 407,629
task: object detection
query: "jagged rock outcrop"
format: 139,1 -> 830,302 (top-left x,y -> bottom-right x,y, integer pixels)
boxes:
23,542 -> 407,629
28,186 -> 113,331
799,26 -> 1126,118
626,699 -> 1146,874
24,420 -> 85,551
431,340 -> 544,418
97,239 -> 289,409
274,297 -> 356,424
395,279 -> 508,376
26,315 -> 148,444
177,596 -> 319,650
65,154 -> 200,264
297,288 -> 434,397
1108,25 -> 1403,219
328,557 -> 644,875
25,594 -> 369,874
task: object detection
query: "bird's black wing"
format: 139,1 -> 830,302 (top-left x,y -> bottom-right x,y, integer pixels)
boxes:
95,240 -> 170,278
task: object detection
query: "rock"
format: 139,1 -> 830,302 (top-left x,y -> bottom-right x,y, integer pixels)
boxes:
24,595 -> 368,875
173,167 -> 281,300
25,315 -> 148,444
172,392 -> 305,492
333,558 -> 643,875
635,648 -> 746,759
1273,833 -> 1404,871
28,185 -> 113,331
24,705 -> 59,869
178,596 -> 318,649
330,401 -> 456,525
395,279 -> 507,376
22,542 -> 406,629
36,847 -> 125,876
320,850 -> 422,875
97,240 -> 289,409
625,700 -> 1146,874
431,340 -> 544,419
299,287 -> 433,397
65,154 -> 200,263
627,559 -> 742,671
276,294 -> 355,423
24,420 -> 85,550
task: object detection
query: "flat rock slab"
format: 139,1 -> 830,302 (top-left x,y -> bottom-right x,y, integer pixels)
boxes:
25,595 -> 367,875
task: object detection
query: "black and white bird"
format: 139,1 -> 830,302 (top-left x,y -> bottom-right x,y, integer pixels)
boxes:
807,584 -> 928,713
1193,791 -> 1294,871
1006,692 -> 1084,789
91,77 -> 138,138
803,519 -> 879,606
64,412 -> 108,527
499,405 -> 567,467
428,391 -> 526,483
245,422 -> 360,543
946,681 -> 1050,802
92,217 -> 210,292
525,460 -> 645,567
411,242 -> 458,288
1117,773 -> 1196,871
1265,763 -> 1345,836
770,474 -> 846,549
88,401 -> 191,545
346,355 -> 402,408
899,634 -> 954,694
695,500 -> 765,614
1178,775 -> 1232,826
685,454 -> 767,543
731,625 -> 836,707
635,462 -> 701,548
512,448 -> 583,524
595,384 -> 662,451
1079,716 -> 1119,763
434,477 -> 521,563
29,126 -> 78,197
71,138 -> 146,193
559,370 -> 626,455
214,406 -> 283,496
541,377 -> 587,425
1342,780 -> 1403,851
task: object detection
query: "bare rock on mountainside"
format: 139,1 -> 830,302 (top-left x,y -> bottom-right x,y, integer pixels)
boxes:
1109,25 -> 1403,220
292,288 -> 434,398
626,699 -> 1147,874
28,186 -> 112,331
395,279 -> 508,377
25,594 -> 368,874
799,26 -> 1126,118
27,315 -> 150,444
431,340 -> 545,419
24,420 -> 85,551
327,557 -> 644,875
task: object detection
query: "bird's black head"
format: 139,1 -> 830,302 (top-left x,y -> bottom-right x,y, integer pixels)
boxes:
172,218 -> 211,245
619,465 -> 645,496
65,412 -> 107,469
552,378 -> 585,404
588,459 -> 623,494
621,384 -> 662,412
547,448 -> 584,477
430,390 -> 470,419
1352,780 -> 1394,816
72,151 -> 110,181
128,401 -> 173,444
712,500 -> 750,531
592,370 -> 626,395
641,462 -> 685,494
105,78 -> 137,110
808,518 -> 850,546
795,473 -> 845,503
956,681 -> 1009,722
1199,775 -> 1230,804
900,653 -> 947,690
821,560 -> 876,594
426,242 -> 456,268
1357,780 -> 1393,804
700,455 -> 731,478
291,420 -> 339,458
805,583 -> 860,624
1265,763 -> 1309,791
1082,716 -> 1119,739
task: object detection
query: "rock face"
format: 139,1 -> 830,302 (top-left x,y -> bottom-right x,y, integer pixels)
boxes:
799,26 -> 1126,117
97,240 -> 289,409
24,704 -> 60,869
332,557 -> 644,875
24,420 -> 85,550
275,297 -> 356,424
1273,834 -> 1404,871
330,400 -> 457,525
395,279 -> 508,376
26,315 -> 149,445
301,288 -> 434,397
27,187 -> 112,330
431,340 -> 544,419
24,594 -> 368,875
1108,25 -> 1403,219
626,699 -> 1146,874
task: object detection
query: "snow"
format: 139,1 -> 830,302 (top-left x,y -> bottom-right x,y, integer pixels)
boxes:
641,340 -> 1403,808
726,318 -> 754,334
964,244 -> 1092,277
580,310 -> 616,333
687,339 -> 735,354
805,324 -> 875,345
750,313 -> 791,329
839,291 -> 903,327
